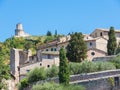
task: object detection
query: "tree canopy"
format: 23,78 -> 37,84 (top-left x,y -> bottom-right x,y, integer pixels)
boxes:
107,27 -> 117,55
59,47 -> 70,85
46,31 -> 52,36
66,32 -> 87,62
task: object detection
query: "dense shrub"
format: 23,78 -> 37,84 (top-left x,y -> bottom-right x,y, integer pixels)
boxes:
20,78 -> 29,88
63,84 -> 85,90
110,55 -> 120,69
18,78 -> 29,90
96,61 -> 116,71
47,65 -> 59,78
0,81 -> 7,90
25,61 -> 116,83
69,60 -> 116,75
44,36 -> 55,43
80,60 -> 98,73
46,65 -> 59,78
28,67 -> 47,83
69,62 -> 81,74
32,82 -> 85,90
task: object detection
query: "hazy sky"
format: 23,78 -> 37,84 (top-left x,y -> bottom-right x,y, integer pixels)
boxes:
0,0 -> 120,42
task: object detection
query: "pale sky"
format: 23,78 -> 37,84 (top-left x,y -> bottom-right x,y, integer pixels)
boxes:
0,0 -> 120,42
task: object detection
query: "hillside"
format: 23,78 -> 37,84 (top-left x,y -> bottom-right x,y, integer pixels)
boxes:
0,35 -> 63,64
0,33 -> 64,88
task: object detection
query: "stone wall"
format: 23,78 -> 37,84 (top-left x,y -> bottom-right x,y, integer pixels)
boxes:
92,55 -> 116,62
10,48 -> 21,83
87,48 -> 106,61
23,69 -> 120,90
78,78 -> 112,90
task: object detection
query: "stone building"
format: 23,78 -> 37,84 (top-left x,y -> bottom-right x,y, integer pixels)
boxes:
10,27 -> 120,85
90,28 -> 120,43
10,48 -> 59,83
10,48 -> 32,83
15,23 -> 30,37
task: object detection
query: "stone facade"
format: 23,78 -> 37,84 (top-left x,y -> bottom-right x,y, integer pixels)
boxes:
85,37 -> 108,52
10,48 -> 32,83
10,27 -> 120,86
87,48 -> 107,61
10,48 -> 59,82
92,55 -> 116,62
90,28 -> 120,41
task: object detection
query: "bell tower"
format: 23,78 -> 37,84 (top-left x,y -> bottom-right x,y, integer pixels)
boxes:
15,23 -> 25,36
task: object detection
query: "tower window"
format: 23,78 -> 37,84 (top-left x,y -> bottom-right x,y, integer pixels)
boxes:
100,32 -> 103,36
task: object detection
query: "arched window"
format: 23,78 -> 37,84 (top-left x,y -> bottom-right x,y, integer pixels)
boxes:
40,63 -> 42,66
47,65 -> 50,68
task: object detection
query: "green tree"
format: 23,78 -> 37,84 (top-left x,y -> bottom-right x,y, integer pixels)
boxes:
46,31 -> 52,36
24,42 -> 32,50
110,55 -> 120,69
59,47 -> 70,85
67,32 -> 87,62
28,67 -> 47,83
107,27 -> 117,55
0,57 -> 10,90
44,36 -> 55,43
54,30 -> 57,37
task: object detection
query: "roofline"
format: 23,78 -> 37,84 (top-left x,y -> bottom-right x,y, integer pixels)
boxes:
90,28 -> 120,35
88,48 -> 107,54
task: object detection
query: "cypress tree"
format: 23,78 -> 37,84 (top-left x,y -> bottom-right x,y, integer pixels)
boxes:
107,26 -> 117,55
46,31 -> 52,36
59,47 -> 70,85
66,32 -> 87,62
55,30 -> 57,37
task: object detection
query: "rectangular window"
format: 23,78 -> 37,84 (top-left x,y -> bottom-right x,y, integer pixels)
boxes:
46,49 -> 48,51
51,48 -> 53,51
114,77 -> 119,86
90,42 -> 92,46
26,70 -> 30,73
48,54 -> 51,59
54,48 -> 57,51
